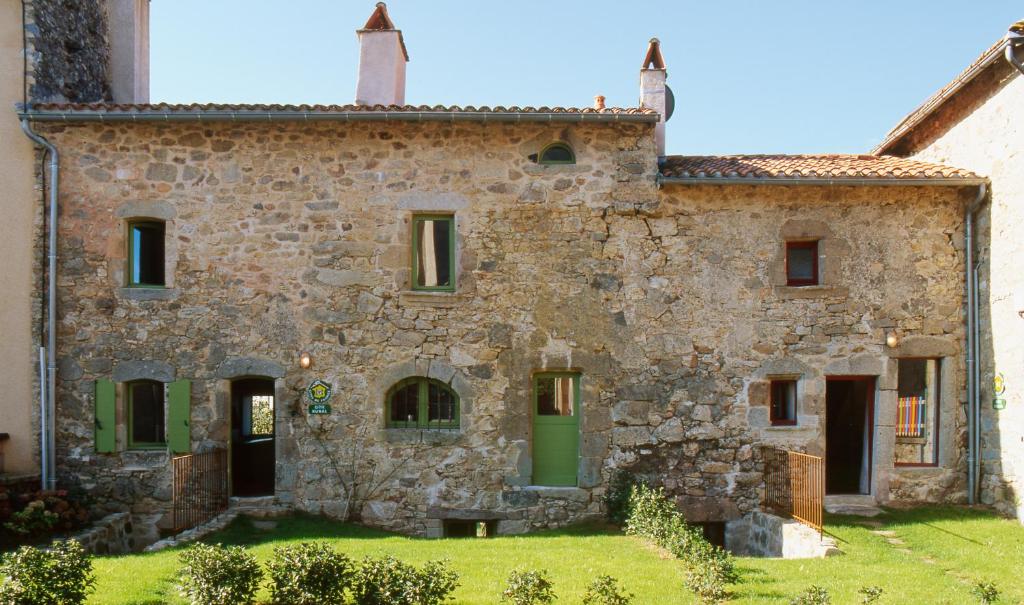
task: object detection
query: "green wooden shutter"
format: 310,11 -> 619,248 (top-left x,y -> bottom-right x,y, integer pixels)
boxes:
167,379 -> 191,454
94,379 -> 116,453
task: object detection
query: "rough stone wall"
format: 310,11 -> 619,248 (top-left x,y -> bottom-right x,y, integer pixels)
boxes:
909,68 -> 1024,520
40,119 -> 968,534
24,0 -> 110,103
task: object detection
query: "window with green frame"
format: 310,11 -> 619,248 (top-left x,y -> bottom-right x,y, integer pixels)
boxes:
386,377 -> 459,429
128,380 -> 166,448
127,220 -> 166,287
537,142 -> 575,165
411,214 -> 455,291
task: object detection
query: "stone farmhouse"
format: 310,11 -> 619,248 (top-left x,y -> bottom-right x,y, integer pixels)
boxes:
2,2 -> 1022,541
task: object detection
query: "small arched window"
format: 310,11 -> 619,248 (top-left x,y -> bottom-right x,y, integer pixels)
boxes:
386,377 -> 459,429
537,142 -> 575,165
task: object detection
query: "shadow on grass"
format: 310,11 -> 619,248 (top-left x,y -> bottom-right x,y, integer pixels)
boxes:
195,513 -> 622,549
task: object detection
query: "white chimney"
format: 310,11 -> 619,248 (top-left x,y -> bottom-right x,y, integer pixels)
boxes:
355,3 -> 408,107
639,38 -> 667,158
105,0 -> 150,103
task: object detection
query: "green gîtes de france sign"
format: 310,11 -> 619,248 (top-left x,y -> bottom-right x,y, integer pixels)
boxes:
306,379 -> 333,415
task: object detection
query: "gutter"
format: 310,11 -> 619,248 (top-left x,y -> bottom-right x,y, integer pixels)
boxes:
1006,29 -> 1024,76
16,108 -> 660,124
966,183 -> 987,505
19,118 -> 58,491
657,175 -> 988,187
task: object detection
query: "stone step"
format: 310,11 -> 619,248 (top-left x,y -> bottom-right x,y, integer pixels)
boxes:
824,495 -> 883,516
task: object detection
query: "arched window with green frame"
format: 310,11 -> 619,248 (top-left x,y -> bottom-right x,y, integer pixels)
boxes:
386,377 -> 460,429
537,142 -> 575,165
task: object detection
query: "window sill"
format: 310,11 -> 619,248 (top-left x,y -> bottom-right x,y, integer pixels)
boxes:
522,164 -> 591,176
399,290 -> 467,308
118,287 -> 180,301
893,464 -> 941,471
382,428 -> 462,445
774,285 -> 849,300
764,424 -> 808,431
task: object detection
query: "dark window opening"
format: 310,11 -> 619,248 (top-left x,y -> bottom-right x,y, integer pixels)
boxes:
443,520 -> 496,538
785,240 -> 818,286
413,215 -> 454,290
387,378 -> 459,429
696,521 -> 726,548
129,380 -> 165,447
537,143 -> 575,165
129,221 -> 165,286
770,379 -> 798,426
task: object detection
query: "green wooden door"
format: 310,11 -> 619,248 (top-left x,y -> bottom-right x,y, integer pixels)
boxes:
532,373 -> 580,486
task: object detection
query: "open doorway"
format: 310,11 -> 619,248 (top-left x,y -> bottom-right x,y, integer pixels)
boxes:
825,377 -> 875,495
230,378 -> 275,496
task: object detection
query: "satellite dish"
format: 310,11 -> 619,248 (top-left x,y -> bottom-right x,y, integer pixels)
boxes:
665,85 -> 675,122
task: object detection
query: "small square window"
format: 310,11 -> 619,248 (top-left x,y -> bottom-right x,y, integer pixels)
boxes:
770,379 -> 797,426
412,215 -> 455,291
128,221 -> 166,287
785,241 -> 818,286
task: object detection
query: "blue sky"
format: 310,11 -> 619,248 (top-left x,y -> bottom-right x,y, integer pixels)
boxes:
151,1 -> 1021,155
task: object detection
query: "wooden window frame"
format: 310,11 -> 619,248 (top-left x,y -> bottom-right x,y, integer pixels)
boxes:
537,142 -> 576,165
127,380 -> 167,450
769,378 -> 798,426
785,240 -> 819,287
894,357 -> 941,468
411,214 -> 456,292
127,220 -> 166,288
385,377 -> 460,429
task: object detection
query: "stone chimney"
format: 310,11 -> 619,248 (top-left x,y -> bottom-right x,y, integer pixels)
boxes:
105,0 -> 150,103
355,3 -> 408,106
639,38 -> 667,157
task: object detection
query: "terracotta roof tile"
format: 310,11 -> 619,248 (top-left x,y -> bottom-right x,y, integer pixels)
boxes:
27,102 -> 656,116
660,154 -> 981,181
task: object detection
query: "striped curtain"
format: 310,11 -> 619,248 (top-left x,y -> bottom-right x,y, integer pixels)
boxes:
896,396 -> 927,437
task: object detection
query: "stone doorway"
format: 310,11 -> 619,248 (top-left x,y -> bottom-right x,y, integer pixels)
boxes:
230,378 -> 276,496
825,377 -> 875,495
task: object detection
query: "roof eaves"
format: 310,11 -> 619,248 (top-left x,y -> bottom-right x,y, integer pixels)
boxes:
658,175 -> 989,187
872,38 -> 1012,155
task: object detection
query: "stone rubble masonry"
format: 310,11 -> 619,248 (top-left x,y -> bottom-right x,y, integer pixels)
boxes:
726,511 -> 838,558
908,68 -> 1024,521
38,118 -> 968,535
23,0 -> 111,103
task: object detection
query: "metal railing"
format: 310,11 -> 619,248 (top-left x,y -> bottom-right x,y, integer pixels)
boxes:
762,447 -> 824,535
172,448 -> 228,533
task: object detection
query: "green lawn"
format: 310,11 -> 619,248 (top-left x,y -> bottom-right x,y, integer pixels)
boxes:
86,506 -> 1024,604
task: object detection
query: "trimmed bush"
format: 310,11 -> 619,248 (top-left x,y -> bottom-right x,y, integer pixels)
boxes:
790,585 -> 831,605
623,484 -> 738,604
266,542 -> 354,605
0,539 -> 95,605
353,556 -> 458,605
501,569 -> 555,605
582,575 -> 633,605
178,543 -> 262,605
858,586 -> 883,604
972,581 -> 1000,604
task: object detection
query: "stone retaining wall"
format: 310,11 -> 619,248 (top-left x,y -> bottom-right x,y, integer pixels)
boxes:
726,511 -> 837,558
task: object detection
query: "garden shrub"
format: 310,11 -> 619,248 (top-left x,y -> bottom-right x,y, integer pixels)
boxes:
582,574 -> 633,605
859,585 -> 883,604
790,585 -> 831,605
972,581 -> 1000,604
266,542 -> 354,605
501,569 -> 555,605
0,489 -> 91,545
353,556 -> 458,605
0,539 -> 95,605
178,543 -> 262,605
603,470 -> 643,525
623,484 -> 738,604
